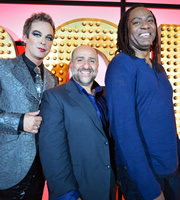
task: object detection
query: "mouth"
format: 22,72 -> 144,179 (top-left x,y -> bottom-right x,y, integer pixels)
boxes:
139,33 -> 151,38
79,69 -> 92,77
38,48 -> 46,52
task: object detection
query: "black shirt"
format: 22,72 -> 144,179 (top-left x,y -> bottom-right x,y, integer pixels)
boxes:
18,53 -> 44,132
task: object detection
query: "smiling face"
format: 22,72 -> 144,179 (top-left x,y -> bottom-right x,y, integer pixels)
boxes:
128,7 -> 156,55
71,45 -> 99,90
23,21 -> 54,66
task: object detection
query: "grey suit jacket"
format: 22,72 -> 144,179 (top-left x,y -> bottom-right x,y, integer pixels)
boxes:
39,79 -> 115,200
0,54 -> 58,190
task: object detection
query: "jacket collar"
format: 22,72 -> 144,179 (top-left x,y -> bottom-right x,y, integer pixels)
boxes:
11,54 -> 40,101
66,79 -> 106,137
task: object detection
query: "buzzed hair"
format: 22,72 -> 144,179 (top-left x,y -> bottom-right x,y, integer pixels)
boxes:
71,45 -> 99,63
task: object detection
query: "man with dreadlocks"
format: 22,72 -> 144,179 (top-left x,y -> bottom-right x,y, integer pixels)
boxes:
105,4 -> 180,200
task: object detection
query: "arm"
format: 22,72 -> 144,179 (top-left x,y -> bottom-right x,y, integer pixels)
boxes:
0,109 -> 23,135
105,59 -> 161,200
39,89 -> 79,200
0,109 -> 42,135
176,134 -> 180,164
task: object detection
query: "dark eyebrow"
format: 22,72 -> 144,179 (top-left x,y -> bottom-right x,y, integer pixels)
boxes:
131,15 -> 153,22
32,30 -> 41,33
46,34 -> 53,38
89,57 -> 96,60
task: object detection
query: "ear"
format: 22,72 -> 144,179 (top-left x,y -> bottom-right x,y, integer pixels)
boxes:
22,34 -> 27,44
69,61 -> 72,71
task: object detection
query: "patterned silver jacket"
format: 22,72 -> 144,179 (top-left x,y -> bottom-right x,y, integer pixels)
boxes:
0,54 -> 58,189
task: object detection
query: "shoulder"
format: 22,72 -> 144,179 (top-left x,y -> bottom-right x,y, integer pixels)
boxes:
44,82 -> 66,95
158,63 -> 166,73
0,56 -> 17,65
43,80 -> 74,98
44,67 -> 59,88
44,67 -> 58,80
108,52 -> 137,71
44,67 -> 54,76
0,56 -> 21,72
42,81 -> 75,105
106,52 -> 137,78
110,52 -> 134,64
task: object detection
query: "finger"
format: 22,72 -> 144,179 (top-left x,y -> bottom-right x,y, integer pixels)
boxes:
32,129 -> 39,134
28,128 -> 39,134
35,119 -> 42,126
28,110 -> 40,116
35,125 -> 40,130
35,116 -> 42,121
32,125 -> 40,133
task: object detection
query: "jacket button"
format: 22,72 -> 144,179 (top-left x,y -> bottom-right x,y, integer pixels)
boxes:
104,141 -> 108,145
106,165 -> 110,169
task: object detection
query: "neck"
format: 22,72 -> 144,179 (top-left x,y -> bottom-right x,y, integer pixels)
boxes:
82,84 -> 94,95
73,78 -> 94,95
25,53 -> 43,66
135,49 -> 152,68
135,48 -> 150,58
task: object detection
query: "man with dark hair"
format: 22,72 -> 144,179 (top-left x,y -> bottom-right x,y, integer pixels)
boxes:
0,12 -> 58,199
105,5 -> 180,200
39,45 -> 116,200
23,12 -> 55,39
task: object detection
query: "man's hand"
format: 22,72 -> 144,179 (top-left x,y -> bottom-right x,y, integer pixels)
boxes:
23,110 -> 42,134
78,198 -> 82,200
154,192 -> 165,200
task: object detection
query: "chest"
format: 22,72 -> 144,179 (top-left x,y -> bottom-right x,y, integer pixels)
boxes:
135,63 -> 172,101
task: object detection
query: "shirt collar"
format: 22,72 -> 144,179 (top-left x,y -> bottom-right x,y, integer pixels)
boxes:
71,78 -> 103,97
22,53 -> 43,71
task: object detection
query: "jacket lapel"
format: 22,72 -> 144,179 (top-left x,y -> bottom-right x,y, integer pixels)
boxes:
43,66 -> 56,91
11,54 -> 38,100
66,79 -> 106,137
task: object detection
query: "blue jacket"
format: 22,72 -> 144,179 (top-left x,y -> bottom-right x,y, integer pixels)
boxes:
39,79 -> 115,200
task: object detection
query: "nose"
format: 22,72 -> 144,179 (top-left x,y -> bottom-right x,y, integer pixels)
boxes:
83,60 -> 90,69
41,37 -> 46,45
141,21 -> 150,29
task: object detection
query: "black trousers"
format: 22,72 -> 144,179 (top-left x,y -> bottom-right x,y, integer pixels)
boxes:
0,153 -> 45,200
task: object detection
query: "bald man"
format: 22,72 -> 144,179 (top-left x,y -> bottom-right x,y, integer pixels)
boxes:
39,45 -> 116,200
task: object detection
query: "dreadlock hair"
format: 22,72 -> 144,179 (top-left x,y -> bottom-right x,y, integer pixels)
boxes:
116,4 -> 160,72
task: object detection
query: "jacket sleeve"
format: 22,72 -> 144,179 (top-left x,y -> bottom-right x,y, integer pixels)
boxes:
0,109 -> 22,135
105,59 -> 161,200
39,89 -> 78,200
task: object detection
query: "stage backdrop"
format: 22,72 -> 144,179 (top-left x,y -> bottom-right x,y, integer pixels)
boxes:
0,1 -> 179,199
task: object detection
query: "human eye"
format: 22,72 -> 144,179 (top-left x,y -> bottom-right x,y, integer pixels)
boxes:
132,21 -> 141,25
148,18 -> 154,23
89,59 -> 95,63
76,57 -> 83,62
32,31 -> 41,37
46,35 -> 53,41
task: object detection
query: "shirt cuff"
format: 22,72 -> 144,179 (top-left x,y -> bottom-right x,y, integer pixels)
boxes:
56,190 -> 80,200
18,114 -> 25,133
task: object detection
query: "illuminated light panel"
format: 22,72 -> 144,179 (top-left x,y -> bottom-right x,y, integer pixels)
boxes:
159,24 -> 180,135
44,18 -> 117,85
0,26 -> 17,59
